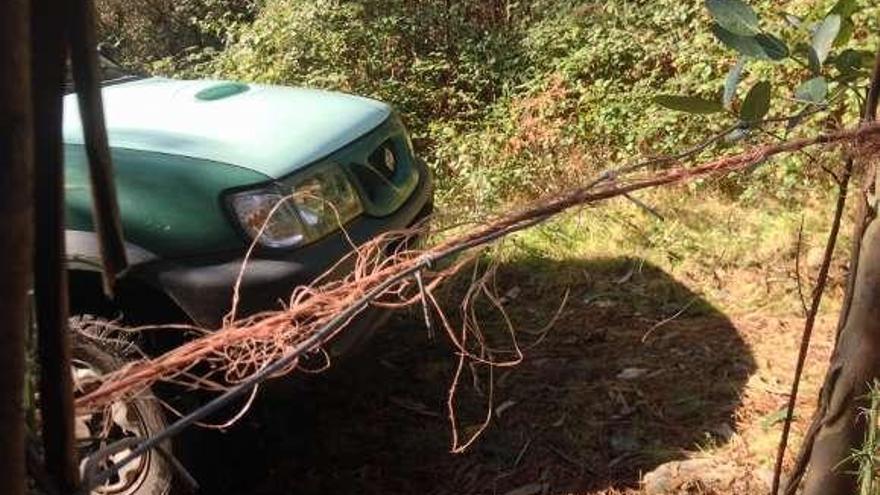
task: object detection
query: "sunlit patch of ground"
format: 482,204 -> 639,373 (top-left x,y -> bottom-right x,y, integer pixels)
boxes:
181,190 -> 848,494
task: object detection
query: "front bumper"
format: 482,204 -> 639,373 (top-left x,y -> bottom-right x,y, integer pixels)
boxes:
131,163 -> 433,329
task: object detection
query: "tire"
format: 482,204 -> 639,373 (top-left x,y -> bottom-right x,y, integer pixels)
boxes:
71,316 -> 173,495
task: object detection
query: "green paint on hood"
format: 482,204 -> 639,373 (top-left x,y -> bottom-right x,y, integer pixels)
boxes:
63,78 -> 392,178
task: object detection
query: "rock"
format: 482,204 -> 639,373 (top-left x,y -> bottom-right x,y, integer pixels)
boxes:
642,458 -> 738,494
617,367 -> 649,380
709,423 -> 735,441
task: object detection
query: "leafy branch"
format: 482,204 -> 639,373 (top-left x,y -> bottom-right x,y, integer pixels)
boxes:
654,0 -> 873,137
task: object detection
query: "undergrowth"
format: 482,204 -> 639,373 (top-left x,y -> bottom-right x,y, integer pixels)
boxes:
490,183 -> 852,318
855,383 -> 880,495
94,0 -> 880,488
94,0 -> 874,321
100,0 -> 879,211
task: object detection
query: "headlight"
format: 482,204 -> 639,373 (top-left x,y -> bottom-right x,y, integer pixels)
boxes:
228,189 -> 305,248
228,167 -> 363,248
290,168 -> 363,238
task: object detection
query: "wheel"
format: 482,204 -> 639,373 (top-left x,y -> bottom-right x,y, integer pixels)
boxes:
71,316 -> 174,495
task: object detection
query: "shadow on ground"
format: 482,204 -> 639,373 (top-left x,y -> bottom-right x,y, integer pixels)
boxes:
181,256 -> 756,494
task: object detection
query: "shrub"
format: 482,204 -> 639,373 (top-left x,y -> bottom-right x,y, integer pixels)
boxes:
108,0 -> 880,210
94,0 -> 257,69
207,0 -> 538,132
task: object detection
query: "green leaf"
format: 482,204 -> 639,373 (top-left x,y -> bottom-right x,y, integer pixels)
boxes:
809,50 -> 822,75
834,18 -> 854,47
654,95 -> 724,114
829,0 -> 859,18
796,43 -> 822,74
723,58 -> 746,108
812,15 -> 841,64
835,49 -> 876,74
857,50 -> 876,70
756,33 -> 789,61
705,0 -> 761,36
835,71 -> 868,84
711,24 -> 768,59
795,77 -> 828,103
740,81 -> 771,122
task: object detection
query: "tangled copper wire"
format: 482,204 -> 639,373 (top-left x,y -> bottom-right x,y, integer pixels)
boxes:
74,122 -> 880,451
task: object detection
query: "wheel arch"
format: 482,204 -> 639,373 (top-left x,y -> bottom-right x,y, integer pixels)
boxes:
66,230 -> 191,352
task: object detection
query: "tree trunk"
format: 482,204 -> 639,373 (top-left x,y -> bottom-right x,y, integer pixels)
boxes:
800,213 -> 880,494
794,47 -> 880,495
0,1 -> 34,495
31,0 -> 81,491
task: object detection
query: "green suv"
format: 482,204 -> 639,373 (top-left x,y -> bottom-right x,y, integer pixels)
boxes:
65,60 -> 432,495
65,62 -> 432,327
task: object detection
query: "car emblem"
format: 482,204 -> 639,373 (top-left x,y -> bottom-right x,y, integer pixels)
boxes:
383,147 -> 397,175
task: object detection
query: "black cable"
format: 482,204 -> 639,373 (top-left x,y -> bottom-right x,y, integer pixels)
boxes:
79,256 -> 436,493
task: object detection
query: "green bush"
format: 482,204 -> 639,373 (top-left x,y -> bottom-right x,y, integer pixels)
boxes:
206,0 -> 536,131
425,0 -> 879,208
111,0 -> 880,211
95,0 -> 257,69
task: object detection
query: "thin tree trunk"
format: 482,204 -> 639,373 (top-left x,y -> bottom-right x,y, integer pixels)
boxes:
799,220 -> 880,494
67,0 -> 128,295
0,1 -> 34,495
31,1 -> 81,492
792,45 -> 880,495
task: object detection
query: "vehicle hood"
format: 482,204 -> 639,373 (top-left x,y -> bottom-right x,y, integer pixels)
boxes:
62,78 -> 392,178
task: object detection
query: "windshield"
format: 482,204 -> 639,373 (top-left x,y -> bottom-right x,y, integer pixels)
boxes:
64,54 -> 142,93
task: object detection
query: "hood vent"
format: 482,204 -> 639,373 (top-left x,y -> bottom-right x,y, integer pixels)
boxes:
195,82 -> 250,101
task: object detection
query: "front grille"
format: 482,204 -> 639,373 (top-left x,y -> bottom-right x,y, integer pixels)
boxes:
367,140 -> 398,180
339,116 -> 420,218
348,142 -> 418,217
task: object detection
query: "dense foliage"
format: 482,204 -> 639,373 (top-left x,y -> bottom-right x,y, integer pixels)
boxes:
94,0 -> 257,67
97,0 -> 880,210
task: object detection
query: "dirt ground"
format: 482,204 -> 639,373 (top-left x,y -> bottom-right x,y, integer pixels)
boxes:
180,256 -> 836,495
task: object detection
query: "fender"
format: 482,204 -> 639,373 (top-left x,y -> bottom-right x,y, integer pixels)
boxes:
65,230 -> 158,272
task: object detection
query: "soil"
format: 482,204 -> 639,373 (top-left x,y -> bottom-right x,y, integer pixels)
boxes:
180,256 -> 835,495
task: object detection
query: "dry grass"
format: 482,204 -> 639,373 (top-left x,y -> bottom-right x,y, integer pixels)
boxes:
71,125 -> 880,493
78,126 -> 877,413
173,183 -> 851,494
